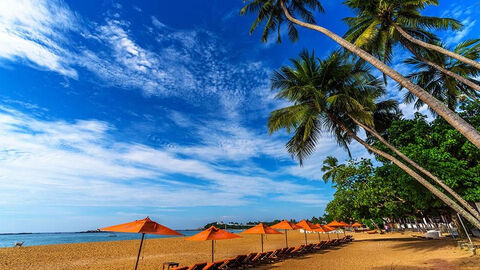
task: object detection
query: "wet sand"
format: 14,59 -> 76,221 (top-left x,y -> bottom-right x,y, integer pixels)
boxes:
1,232 -> 478,269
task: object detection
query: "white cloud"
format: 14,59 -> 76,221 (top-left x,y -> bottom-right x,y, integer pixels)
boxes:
0,0 -> 78,77
0,106 -> 327,209
445,17 -> 477,46
440,4 -> 478,46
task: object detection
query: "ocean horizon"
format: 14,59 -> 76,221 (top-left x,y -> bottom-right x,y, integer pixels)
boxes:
0,231 -> 201,248
0,229 -> 248,248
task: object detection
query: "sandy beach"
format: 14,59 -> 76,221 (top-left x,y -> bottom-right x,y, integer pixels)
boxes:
1,232 -> 478,270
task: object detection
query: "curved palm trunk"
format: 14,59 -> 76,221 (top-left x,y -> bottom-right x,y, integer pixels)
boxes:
400,39 -> 480,94
349,116 -> 480,222
392,23 -> 480,70
327,113 -> 480,229
279,0 -> 480,150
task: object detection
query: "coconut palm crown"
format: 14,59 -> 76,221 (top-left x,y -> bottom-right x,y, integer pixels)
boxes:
240,0 -> 324,43
268,50 -> 398,164
403,39 -> 480,114
343,0 -> 462,66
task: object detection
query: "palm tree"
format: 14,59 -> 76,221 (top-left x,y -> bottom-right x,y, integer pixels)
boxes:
344,0 -> 480,92
321,156 -> 345,183
268,50 -> 480,228
240,0 -> 480,150
403,40 -> 480,113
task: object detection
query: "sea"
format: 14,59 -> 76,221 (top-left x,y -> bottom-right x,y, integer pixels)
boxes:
0,231 -> 203,248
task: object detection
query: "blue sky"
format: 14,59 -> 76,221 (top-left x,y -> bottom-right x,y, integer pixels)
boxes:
0,0 -> 478,232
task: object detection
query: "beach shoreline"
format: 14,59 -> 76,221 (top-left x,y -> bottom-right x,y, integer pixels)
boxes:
1,231 -> 479,269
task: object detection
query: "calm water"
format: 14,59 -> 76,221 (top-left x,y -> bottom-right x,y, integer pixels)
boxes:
0,231 -> 202,248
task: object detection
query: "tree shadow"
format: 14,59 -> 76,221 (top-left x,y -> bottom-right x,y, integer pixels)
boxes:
370,257 -> 480,270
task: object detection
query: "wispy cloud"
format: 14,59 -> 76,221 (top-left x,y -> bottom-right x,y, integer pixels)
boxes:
0,106 -> 327,209
441,3 -> 478,46
0,0 -> 78,77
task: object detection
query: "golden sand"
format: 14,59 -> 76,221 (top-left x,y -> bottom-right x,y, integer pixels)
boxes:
1,232 -> 478,269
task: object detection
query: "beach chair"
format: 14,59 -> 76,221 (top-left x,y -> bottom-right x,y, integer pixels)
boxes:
241,252 -> 257,264
275,247 -> 288,258
188,263 -> 208,270
172,263 -> 207,270
219,255 -> 247,269
203,260 -> 225,270
259,251 -> 273,264
281,247 -> 295,257
245,252 -> 265,267
265,249 -> 283,262
286,246 -> 304,257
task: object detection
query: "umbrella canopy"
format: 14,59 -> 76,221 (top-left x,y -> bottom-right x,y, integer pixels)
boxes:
186,226 -> 241,262
242,223 -> 282,252
296,219 -> 319,231
271,220 -> 302,230
318,224 -> 335,240
100,217 -> 183,270
242,223 -> 282,235
326,220 -> 344,227
351,222 -> 363,227
321,225 -> 336,232
313,225 -> 328,233
339,221 -> 349,227
100,217 -> 183,235
271,220 -> 301,248
296,220 -> 319,245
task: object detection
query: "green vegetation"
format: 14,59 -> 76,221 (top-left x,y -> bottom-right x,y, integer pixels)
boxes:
241,0 -> 480,230
325,102 -> 480,224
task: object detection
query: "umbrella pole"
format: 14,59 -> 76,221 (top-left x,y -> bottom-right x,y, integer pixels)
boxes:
211,240 -> 214,262
261,234 -> 264,252
285,230 -> 288,248
317,232 -> 320,242
327,233 -> 330,240
304,230 -> 307,245
134,233 -> 145,270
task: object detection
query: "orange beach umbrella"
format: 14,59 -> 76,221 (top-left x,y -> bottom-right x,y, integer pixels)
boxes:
186,226 -> 241,262
351,222 -> 363,227
271,220 -> 301,248
242,223 -> 282,252
314,224 -> 331,242
296,219 -> 319,245
320,225 -> 335,240
326,220 -> 344,227
339,221 -> 349,227
100,217 -> 183,270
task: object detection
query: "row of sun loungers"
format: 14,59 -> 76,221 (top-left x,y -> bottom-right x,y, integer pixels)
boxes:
170,235 -> 354,270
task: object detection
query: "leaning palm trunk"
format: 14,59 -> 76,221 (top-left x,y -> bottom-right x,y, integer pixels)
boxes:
349,116 -> 480,222
392,23 -> 480,70
279,0 -> 480,150
327,114 -> 480,229
400,39 -> 480,94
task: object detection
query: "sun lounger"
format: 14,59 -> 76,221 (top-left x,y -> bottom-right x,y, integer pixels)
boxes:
245,252 -> 266,267
275,247 -> 288,258
188,263 -> 208,270
286,246 -> 304,257
218,255 -> 247,269
314,241 -> 326,250
265,249 -> 284,262
172,263 -> 207,270
203,260 -> 225,270
241,252 -> 257,265
367,230 -> 378,234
